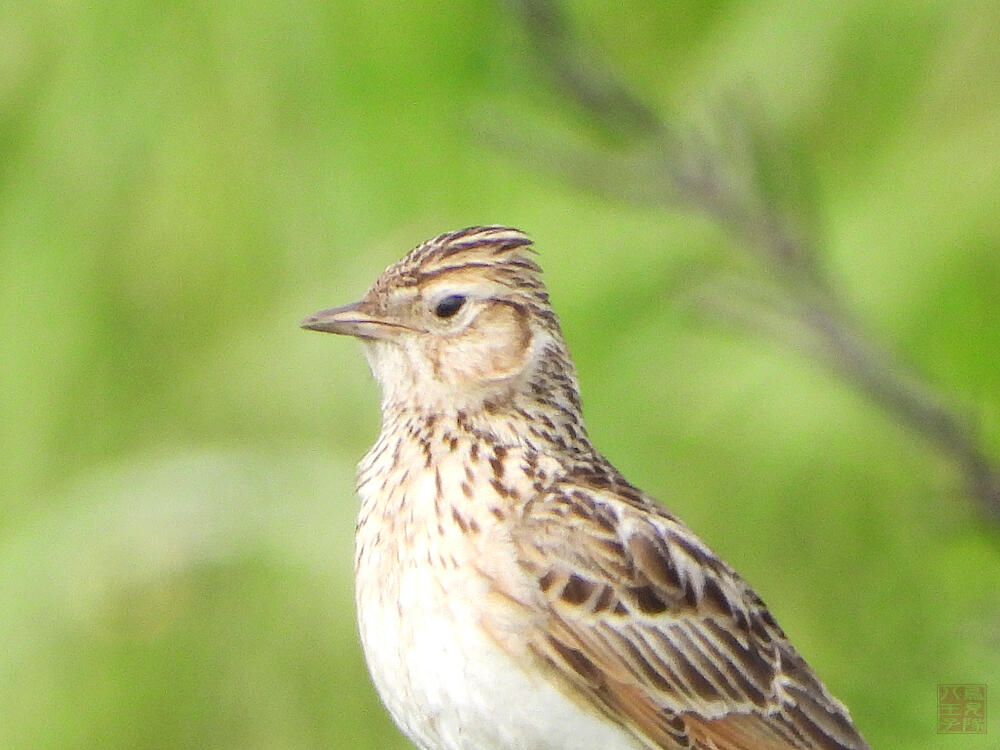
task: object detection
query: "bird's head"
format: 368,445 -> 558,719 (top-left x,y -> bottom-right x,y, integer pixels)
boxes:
303,226 -> 580,417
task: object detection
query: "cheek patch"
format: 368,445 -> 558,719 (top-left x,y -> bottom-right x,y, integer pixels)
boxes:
433,303 -> 533,385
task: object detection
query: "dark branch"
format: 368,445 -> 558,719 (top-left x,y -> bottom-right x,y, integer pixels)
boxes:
500,0 -> 1000,522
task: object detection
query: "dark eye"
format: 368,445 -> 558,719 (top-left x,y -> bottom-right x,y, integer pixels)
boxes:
434,294 -> 466,319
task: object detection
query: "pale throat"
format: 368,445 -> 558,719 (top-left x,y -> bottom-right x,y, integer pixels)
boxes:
362,330 -> 587,430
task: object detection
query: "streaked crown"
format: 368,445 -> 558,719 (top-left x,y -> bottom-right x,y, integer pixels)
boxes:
370,226 -> 553,320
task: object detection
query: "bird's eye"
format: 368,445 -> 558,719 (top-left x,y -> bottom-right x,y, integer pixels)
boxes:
434,294 -> 466,319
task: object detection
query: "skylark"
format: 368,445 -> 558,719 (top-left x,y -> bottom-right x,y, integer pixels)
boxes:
302,226 -> 871,750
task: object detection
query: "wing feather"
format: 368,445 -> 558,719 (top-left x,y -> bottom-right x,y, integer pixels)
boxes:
492,481 -> 870,750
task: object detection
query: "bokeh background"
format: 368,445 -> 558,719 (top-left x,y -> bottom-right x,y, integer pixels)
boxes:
2,1 -> 998,748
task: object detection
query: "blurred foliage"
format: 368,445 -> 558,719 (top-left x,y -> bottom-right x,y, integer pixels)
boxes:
1,1 -> 998,748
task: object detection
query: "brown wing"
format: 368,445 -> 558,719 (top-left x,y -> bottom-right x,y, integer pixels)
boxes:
492,481 -> 871,750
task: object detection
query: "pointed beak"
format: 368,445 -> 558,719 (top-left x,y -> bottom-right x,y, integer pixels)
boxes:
301,301 -> 405,340
301,301 -> 370,337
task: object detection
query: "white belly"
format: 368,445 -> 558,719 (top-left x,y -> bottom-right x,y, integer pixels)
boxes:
353,455 -> 643,750
355,547 -> 644,750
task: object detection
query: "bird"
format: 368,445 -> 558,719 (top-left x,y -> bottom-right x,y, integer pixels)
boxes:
302,226 -> 871,750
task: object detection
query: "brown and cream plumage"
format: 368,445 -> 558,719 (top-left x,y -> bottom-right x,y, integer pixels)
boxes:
302,226 -> 871,750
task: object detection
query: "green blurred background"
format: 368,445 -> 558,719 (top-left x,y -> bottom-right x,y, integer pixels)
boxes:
2,1 -> 998,748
